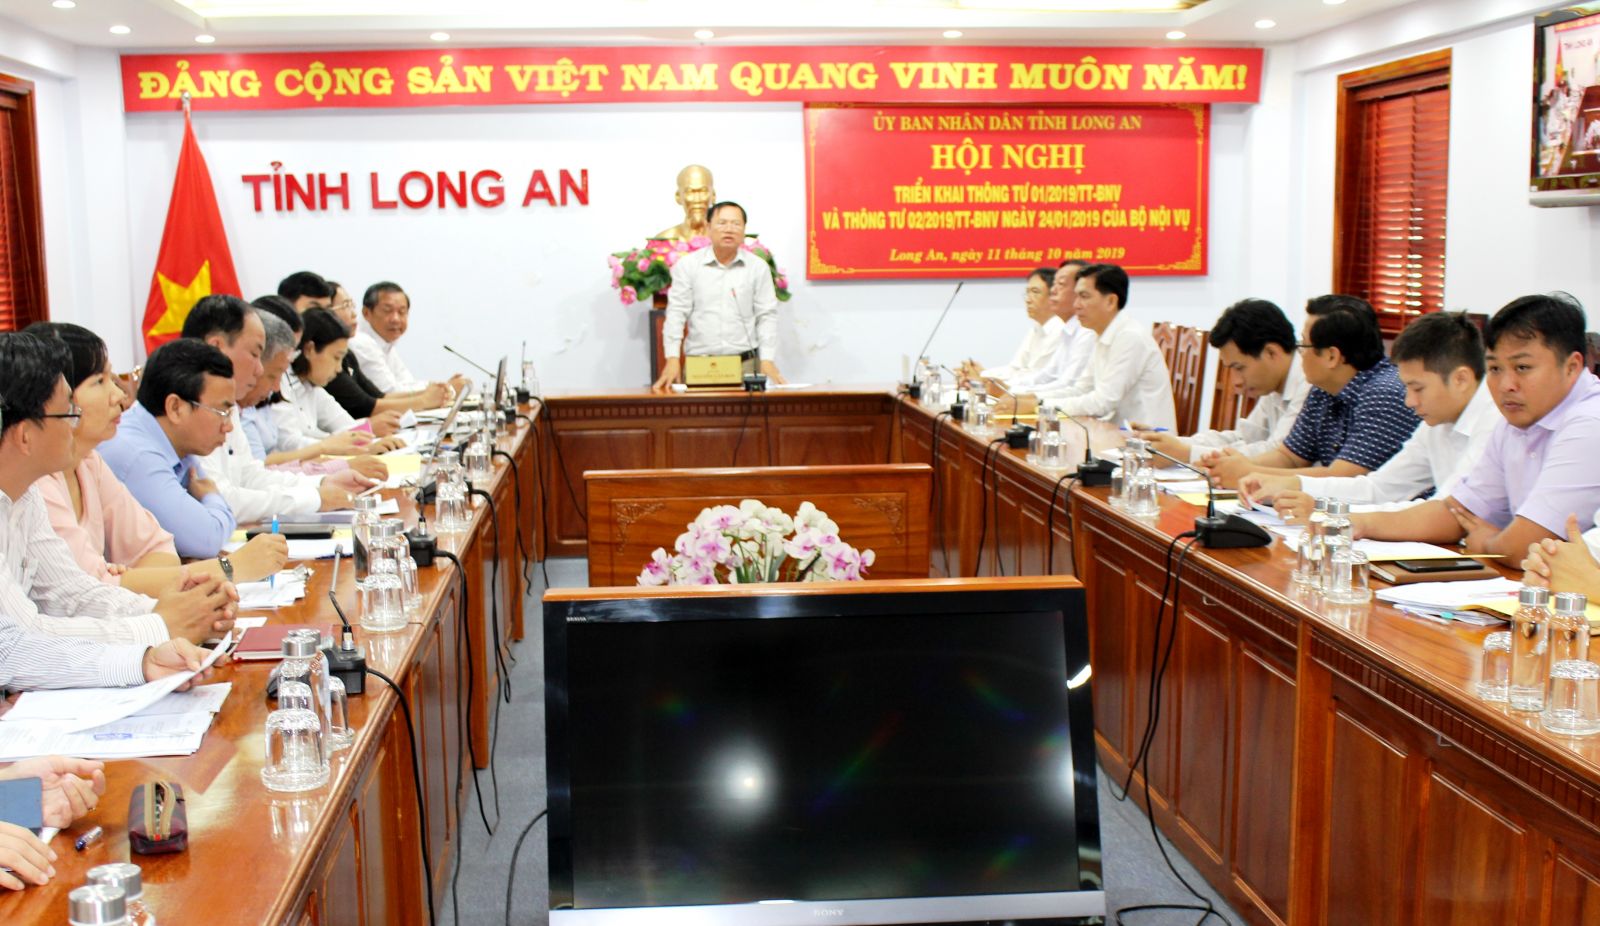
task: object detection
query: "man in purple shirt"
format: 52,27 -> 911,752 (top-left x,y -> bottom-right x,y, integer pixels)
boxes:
1352,293 -> 1600,557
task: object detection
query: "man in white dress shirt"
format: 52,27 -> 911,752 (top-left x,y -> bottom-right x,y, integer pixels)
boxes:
1025,264 -> 1177,429
1139,298 -> 1308,463
0,332 -> 234,648
347,281 -> 471,396
1240,311 -> 1500,518
970,268 -> 1063,387
653,201 -> 784,392
182,296 -> 370,521
1013,260 -> 1097,394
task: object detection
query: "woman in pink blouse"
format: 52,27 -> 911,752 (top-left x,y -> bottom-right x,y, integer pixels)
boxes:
29,323 -> 288,590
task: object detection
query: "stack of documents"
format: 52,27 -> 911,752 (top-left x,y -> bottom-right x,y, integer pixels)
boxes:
0,679 -> 232,762
236,570 -> 310,609
379,451 -> 426,488
1375,577 -> 1523,626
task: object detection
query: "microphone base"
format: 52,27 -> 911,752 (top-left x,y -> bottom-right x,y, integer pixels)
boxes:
1195,514 -> 1273,549
515,387 -> 531,404
949,401 -> 967,422
743,373 -> 768,393
904,382 -> 923,400
1005,423 -> 1034,449
1077,458 -> 1116,487
325,642 -> 368,696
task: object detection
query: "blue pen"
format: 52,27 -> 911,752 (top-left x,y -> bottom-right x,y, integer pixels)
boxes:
1119,425 -> 1169,432
269,514 -> 280,588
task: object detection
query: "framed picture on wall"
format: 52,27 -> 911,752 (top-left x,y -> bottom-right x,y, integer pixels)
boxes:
1531,3 -> 1600,205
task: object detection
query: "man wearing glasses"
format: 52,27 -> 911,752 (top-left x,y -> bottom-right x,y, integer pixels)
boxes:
652,201 -> 785,392
99,339 -> 241,561
1200,295 -> 1418,488
0,334 -> 235,646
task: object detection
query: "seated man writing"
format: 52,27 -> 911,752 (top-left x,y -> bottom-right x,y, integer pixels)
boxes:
1239,310 -> 1500,518
1202,295 -> 1416,488
1352,293 -> 1600,558
1138,298 -> 1308,463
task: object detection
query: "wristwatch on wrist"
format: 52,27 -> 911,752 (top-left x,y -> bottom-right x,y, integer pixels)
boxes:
217,553 -> 234,583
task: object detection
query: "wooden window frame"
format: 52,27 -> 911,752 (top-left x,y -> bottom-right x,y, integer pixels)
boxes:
1333,49 -> 1451,334
0,72 -> 48,331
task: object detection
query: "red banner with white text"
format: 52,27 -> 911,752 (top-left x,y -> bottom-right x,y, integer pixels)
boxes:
804,104 -> 1209,279
120,46 -> 1262,112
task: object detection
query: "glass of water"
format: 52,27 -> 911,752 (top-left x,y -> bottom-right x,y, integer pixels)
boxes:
1543,660 -> 1600,735
261,708 -> 329,793
1476,631 -> 1512,702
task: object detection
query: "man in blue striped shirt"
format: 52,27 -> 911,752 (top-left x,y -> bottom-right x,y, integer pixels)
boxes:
1203,295 -> 1418,488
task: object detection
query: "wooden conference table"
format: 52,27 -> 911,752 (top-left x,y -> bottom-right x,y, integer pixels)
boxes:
0,408 -> 535,926
6,385 -> 1599,924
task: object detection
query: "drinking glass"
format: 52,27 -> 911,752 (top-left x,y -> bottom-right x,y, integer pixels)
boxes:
1026,429 -> 1041,464
1476,631 -> 1511,702
261,708 -> 329,792
1292,533 -> 1323,589
1041,431 -> 1065,469
360,520 -> 407,632
325,676 -> 354,752
973,400 -> 993,433
463,438 -> 491,481
1325,549 -> 1371,604
1543,660 -> 1600,735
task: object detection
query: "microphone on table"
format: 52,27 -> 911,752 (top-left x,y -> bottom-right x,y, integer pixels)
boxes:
323,544 -> 368,694
903,282 -> 964,399
1146,446 -> 1272,549
442,344 -> 495,379
986,379 -> 1034,449
1065,415 -> 1116,487
939,364 -> 970,421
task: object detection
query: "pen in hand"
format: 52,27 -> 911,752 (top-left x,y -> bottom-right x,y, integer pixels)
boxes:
269,514 -> 280,588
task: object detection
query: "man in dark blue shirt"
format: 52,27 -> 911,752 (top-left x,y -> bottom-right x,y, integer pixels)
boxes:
1204,295 -> 1419,488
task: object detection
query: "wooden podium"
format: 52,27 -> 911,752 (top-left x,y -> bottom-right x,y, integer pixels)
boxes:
648,290 -> 687,384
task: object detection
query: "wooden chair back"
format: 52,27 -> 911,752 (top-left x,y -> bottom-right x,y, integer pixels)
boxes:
585,464 -> 931,586
1169,325 -> 1208,435
1152,322 -> 1179,373
1209,349 -> 1260,432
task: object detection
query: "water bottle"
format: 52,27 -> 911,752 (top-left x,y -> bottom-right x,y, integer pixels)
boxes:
1509,586 -> 1553,712
68,884 -> 128,926
1549,591 -> 1591,667
351,493 -> 382,587
1317,500 -> 1352,591
87,864 -> 154,926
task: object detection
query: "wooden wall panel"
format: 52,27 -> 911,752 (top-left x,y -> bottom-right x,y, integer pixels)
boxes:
776,422 -> 883,465
1176,605 -> 1231,865
1416,772 -> 1533,926
1549,852 -> 1600,924
1231,646 -> 1295,924
1324,706 -> 1411,926
323,805 -> 364,926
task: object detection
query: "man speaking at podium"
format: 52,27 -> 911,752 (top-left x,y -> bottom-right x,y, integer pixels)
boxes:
652,201 -> 785,392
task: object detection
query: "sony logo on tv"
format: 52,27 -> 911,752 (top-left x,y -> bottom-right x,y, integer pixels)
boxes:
810,909 -> 846,918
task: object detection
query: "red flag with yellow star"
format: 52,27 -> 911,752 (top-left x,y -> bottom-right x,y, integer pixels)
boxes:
140,112 -> 240,354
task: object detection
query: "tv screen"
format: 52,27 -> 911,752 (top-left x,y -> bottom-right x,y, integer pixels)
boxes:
1532,4 -> 1600,205
544,583 -> 1103,925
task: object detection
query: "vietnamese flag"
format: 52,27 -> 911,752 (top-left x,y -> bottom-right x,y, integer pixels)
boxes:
140,112 -> 240,354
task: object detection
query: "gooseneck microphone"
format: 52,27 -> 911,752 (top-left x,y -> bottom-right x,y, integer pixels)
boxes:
443,344 -> 495,379
1146,446 -> 1272,549
987,379 -> 1034,449
1065,415 -> 1116,487
323,544 -> 369,694
904,282 -> 966,398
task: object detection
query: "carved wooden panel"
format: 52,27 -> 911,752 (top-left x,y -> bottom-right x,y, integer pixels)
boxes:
1324,705 -> 1411,926
1172,325 -> 1209,435
1176,604 -> 1231,865
1230,645 -> 1295,924
550,428 -> 653,547
585,465 -> 930,587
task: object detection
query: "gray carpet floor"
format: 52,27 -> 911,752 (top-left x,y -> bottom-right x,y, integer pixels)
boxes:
446,557 -> 1241,926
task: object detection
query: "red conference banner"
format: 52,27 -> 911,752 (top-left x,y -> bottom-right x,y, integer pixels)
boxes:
804,104 -> 1209,279
120,46 -> 1261,112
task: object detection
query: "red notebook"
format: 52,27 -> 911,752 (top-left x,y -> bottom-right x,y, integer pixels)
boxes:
234,623 -> 335,661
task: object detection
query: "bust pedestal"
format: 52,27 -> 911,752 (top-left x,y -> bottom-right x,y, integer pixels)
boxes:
647,292 -> 685,384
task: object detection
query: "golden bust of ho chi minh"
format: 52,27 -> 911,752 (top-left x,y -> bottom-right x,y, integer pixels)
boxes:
654,164 -> 716,241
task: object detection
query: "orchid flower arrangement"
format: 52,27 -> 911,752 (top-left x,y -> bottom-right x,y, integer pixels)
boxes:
638,500 -> 874,586
608,236 -> 793,307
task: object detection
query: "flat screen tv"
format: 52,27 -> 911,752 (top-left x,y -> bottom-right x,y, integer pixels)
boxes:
544,579 -> 1103,925
1532,4 -> 1600,205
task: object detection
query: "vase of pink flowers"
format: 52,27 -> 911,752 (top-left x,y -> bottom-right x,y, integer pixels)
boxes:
608,236 -> 793,307
638,500 -> 874,586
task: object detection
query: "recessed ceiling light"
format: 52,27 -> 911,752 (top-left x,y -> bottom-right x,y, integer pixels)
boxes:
109,24 -> 131,35
694,29 -> 715,40
430,31 -> 450,41
1166,30 -> 1186,40
195,34 -> 216,44
943,30 -> 963,39
1255,19 -> 1276,29
51,0 -> 76,9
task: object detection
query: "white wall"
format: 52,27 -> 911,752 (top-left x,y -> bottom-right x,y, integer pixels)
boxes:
12,0 -> 1600,395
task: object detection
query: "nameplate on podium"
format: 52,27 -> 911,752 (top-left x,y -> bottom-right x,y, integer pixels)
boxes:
683,354 -> 744,387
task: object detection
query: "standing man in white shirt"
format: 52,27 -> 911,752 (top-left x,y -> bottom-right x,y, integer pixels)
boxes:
1138,298 -> 1308,463
347,281 -> 471,397
1240,311 -> 1500,518
966,268 -> 1063,387
0,332 -> 233,647
181,296 -> 370,521
1014,259 -> 1096,394
1025,264 -> 1176,429
653,201 -> 784,391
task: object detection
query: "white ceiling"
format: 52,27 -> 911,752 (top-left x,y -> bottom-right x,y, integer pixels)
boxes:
1,0 -> 1428,48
